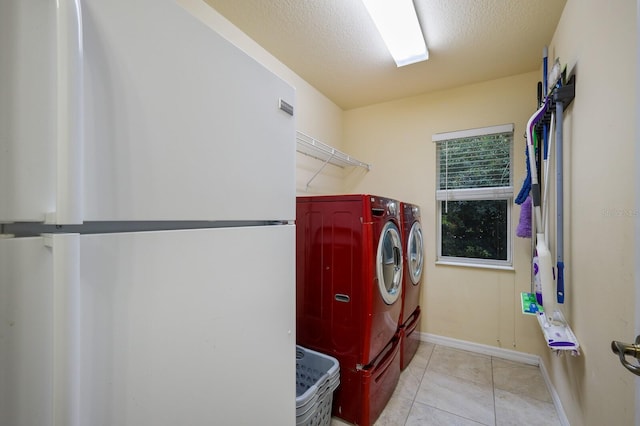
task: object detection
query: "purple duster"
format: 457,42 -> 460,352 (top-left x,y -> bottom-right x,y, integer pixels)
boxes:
516,195 -> 532,238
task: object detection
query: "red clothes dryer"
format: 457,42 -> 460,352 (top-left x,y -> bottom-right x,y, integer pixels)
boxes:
399,202 -> 424,370
296,194 -> 404,425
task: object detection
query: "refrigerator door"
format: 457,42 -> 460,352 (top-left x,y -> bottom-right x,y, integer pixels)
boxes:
0,1 -> 82,223
1,0 -> 295,224
0,234 -> 81,426
0,226 -> 296,426
82,0 -> 295,222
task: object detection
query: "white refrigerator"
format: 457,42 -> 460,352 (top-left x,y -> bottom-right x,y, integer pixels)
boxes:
0,0 -> 296,425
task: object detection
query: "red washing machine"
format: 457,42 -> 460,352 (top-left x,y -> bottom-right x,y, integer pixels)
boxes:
296,194 -> 403,425
399,202 -> 424,370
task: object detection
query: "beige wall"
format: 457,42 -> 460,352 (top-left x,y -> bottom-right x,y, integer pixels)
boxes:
541,0 -> 637,424
342,72 -> 548,355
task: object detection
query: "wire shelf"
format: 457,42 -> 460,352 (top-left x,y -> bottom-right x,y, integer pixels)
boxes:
296,132 -> 371,171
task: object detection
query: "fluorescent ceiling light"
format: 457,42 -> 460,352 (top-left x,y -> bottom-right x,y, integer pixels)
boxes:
362,0 -> 428,67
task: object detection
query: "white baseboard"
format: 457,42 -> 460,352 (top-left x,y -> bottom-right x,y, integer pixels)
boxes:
537,358 -> 571,426
419,332 -> 569,426
420,332 -> 539,365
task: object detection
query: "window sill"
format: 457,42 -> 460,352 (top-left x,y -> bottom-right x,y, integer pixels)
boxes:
435,260 -> 514,271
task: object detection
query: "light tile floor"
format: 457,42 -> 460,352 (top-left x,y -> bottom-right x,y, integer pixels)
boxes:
331,342 -> 562,426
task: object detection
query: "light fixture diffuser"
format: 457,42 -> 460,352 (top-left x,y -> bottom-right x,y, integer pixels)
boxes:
362,0 -> 428,67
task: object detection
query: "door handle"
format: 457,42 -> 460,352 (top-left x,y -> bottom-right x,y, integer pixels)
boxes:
611,336 -> 640,376
49,0 -> 84,225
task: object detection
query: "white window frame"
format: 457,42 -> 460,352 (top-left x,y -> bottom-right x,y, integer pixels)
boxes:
433,124 -> 514,269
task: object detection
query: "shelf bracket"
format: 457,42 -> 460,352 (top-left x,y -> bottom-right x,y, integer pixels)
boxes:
306,151 -> 336,191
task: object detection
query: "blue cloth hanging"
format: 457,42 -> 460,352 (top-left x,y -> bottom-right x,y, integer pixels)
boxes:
515,143 -> 531,205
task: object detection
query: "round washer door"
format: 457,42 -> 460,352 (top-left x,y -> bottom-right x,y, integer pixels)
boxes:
377,221 -> 403,305
407,222 -> 424,285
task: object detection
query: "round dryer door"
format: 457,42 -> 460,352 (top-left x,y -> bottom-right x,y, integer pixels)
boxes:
408,222 -> 424,285
377,221 -> 403,305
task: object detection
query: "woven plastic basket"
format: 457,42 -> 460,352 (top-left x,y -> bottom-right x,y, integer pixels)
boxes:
295,346 -> 340,426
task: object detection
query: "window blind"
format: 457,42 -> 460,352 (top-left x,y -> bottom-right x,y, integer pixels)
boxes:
435,129 -> 513,195
438,133 -> 511,190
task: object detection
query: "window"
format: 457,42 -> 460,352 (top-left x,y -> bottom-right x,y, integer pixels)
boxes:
433,124 -> 514,267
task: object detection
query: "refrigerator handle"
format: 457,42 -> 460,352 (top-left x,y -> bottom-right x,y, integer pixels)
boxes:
43,233 -> 81,425
47,0 -> 84,225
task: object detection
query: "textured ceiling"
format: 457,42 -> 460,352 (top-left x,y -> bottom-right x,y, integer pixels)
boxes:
203,0 -> 566,110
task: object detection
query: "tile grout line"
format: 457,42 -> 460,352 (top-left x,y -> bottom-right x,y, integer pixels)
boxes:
403,342 -> 435,425
411,344 -> 495,426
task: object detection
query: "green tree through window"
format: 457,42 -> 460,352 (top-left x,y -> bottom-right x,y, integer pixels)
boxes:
441,200 -> 508,260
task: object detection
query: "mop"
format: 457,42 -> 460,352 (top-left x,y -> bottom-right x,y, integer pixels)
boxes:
526,100 -> 554,316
